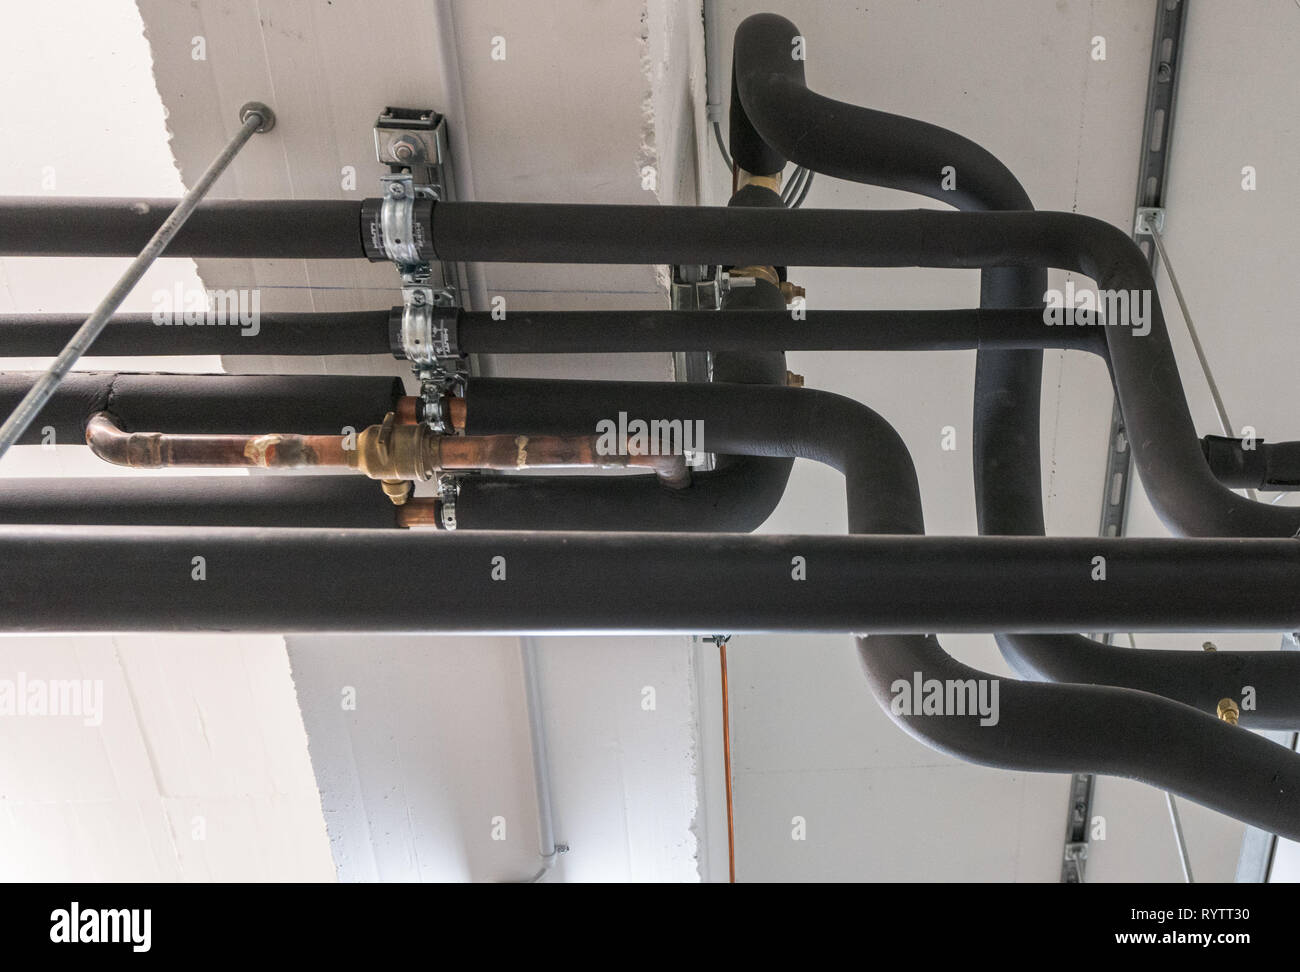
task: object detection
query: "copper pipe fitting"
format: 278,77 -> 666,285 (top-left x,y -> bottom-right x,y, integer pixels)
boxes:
735,169 -> 782,194
85,412 -> 349,469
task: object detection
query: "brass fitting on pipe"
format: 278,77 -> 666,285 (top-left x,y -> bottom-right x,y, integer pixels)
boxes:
1217,698 -> 1241,725
734,169 -> 782,194
728,265 -> 781,288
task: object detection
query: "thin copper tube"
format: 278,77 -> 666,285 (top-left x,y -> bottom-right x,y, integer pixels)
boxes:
86,412 -> 688,487
85,412 -> 349,469
437,433 -> 689,486
720,639 -> 737,883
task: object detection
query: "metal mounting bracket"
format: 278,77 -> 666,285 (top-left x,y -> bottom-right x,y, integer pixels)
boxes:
374,109 -> 470,403
1135,206 -> 1166,237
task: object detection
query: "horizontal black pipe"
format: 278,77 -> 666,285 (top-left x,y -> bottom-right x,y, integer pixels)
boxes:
0,306 -> 1105,357
457,307 -> 1101,353
0,476 -> 400,527
0,198 -> 365,258
0,372 -> 403,445
430,202 -> 1300,538
0,311 -> 392,357
0,530 -> 1297,633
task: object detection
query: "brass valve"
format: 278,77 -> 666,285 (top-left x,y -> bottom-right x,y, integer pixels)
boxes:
349,412 -> 438,482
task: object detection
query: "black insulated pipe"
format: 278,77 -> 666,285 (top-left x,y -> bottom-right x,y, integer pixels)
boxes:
0,198 -> 366,259
727,11 -> 1300,717
0,372 -> 404,445
0,477 -> 400,528
0,307 -> 1101,357
730,11 -> 1047,537
996,633 -> 1300,732
0,530 -> 1296,632
449,184 -> 794,534
456,307 -> 1101,354
0,311 -> 393,357
1202,435 -> 1300,491
427,202 -> 1300,539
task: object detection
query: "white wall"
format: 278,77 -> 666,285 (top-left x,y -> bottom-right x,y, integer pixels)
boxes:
0,0 -> 334,882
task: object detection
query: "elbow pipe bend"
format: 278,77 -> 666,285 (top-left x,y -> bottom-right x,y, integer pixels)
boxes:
810,393 -> 1300,839
472,374 -> 1300,837
427,202 -> 1300,539
732,12 -> 1046,537
733,12 -> 1300,716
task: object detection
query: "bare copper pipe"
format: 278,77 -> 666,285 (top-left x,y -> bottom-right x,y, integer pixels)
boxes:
436,433 -> 688,486
85,412 -> 349,469
87,411 -> 689,489
448,396 -> 466,431
395,395 -> 421,425
720,639 -> 737,883
395,498 -> 443,528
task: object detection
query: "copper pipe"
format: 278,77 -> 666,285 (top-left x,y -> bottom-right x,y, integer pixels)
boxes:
395,498 -> 443,528
395,395 -> 421,425
720,639 -> 737,884
85,412 -> 349,469
437,433 -> 688,486
87,411 -> 688,488
448,395 -> 466,431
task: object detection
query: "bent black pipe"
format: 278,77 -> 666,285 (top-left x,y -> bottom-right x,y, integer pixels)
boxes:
0,311 -> 392,357
0,198 -> 364,258
0,372 -> 403,445
473,376 -> 1300,730
732,0 -> 1300,712
460,378 -> 916,534
0,476 -> 400,528
729,11 -> 1047,538
455,281 -> 793,532
427,202 -> 1300,540
728,12 -> 1300,719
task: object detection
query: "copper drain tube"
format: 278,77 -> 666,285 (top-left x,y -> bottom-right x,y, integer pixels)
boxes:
85,407 -> 689,511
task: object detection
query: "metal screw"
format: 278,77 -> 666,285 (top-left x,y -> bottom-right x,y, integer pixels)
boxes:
1217,698 -> 1241,725
1202,641 -> 1217,651
1157,62 -> 1173,82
